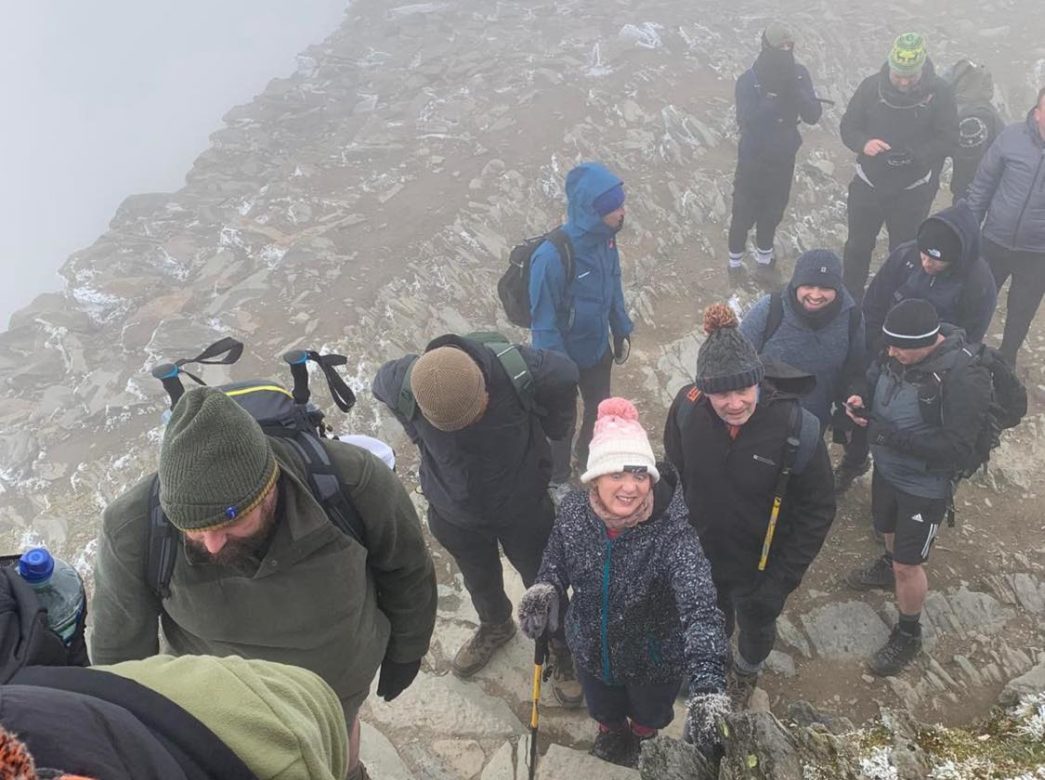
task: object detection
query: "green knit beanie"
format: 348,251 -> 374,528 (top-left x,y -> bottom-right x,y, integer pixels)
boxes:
159,387 -> 278,531
889,32 -> 927,77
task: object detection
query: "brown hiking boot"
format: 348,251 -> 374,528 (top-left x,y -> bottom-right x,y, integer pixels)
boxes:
451,619 -> 517,678
549,641 -> 584,708
727,665 -> 759,710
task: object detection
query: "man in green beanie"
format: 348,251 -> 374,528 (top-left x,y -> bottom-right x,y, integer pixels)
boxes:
91,387 -> 438,780
664,303 -> 835,709
840,33 -> 958,302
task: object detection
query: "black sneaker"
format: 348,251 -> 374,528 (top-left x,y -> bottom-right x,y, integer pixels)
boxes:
845,555 -> 895,591
833,458 -> 870,494
590,727 -> 638,768
868,626 -> 922,676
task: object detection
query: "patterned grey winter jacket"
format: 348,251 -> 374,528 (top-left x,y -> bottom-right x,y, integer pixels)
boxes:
535,465 -> 729,692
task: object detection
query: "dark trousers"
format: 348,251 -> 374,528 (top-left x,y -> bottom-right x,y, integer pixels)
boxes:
842,177 -> 935,303
717,583 -> 780,668
727,157 -> 796,254
575,664 -> 681,730
427,496 -> 563,632
984,238 -> 1045,366
550,348 -> 613,482
842,424 -> 870,468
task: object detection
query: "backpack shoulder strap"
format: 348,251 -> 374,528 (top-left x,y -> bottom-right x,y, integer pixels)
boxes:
791,405 -> 821,475
278,434 -> 366,546
490,342 -> 536,411
395,357 -> 420,421
761,293 -> 784,348
546,228 -> 574,286
146,475 -> 178,600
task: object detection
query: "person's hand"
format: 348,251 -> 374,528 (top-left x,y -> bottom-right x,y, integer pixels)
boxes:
613,335 -> 631,365
844,395 -> 869,427
376,658 -> 421,702
684,691 -> 731,757
517,583 -> 560,640
863,139 -> 891,157
831,403 -> 852,444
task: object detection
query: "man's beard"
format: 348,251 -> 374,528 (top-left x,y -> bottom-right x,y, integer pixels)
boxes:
184,505 -> 278,576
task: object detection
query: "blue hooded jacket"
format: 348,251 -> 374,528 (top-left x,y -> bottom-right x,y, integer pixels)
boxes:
528,163 -> 634,369
863,203 -> 997,354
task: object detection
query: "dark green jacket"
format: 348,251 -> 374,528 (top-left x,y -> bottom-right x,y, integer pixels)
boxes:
90,438 -> 437,711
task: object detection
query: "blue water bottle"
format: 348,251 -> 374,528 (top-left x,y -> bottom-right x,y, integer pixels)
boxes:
17,547 -> 85,645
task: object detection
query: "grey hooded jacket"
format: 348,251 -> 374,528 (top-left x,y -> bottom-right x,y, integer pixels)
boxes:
966,108 -> 1045,253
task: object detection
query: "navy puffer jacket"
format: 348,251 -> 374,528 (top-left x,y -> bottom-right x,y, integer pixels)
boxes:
534,464 -> 728,692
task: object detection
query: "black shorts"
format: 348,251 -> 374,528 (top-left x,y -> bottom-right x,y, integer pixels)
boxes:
871,470 -> 946,565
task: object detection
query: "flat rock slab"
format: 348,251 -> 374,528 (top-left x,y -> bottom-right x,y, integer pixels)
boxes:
537,744 -> 639,779
365,672 -> 525,740
359,721 -> 413,780
800,601 -> 891,659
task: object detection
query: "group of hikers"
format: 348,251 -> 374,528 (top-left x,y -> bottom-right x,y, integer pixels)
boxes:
1,23 -> 1043,780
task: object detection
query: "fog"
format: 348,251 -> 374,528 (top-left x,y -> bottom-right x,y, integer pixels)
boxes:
0,0 -> 347,330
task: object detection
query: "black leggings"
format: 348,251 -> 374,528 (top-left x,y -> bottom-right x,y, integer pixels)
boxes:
728,157 -> 796,254
984,238 -> 1045,366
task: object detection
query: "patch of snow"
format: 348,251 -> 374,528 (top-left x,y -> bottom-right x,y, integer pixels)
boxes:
858,747 -> 897,780
619,22 -> 664,49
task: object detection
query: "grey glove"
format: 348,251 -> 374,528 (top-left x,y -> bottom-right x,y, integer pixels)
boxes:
684,691 -> 731,755
517,583 -> 560,640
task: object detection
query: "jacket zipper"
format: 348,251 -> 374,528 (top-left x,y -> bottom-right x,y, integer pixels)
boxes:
600,537 -> 615,683
1011,149 -> 1045,247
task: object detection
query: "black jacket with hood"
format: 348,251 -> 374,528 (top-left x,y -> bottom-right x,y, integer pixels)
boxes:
372,334 -> 579,526
663,365 -> 836,599
840,60 -> 958,193
863,203 -> 998,355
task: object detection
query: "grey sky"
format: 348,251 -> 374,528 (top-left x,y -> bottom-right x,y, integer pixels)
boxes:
0,1 -> 347,330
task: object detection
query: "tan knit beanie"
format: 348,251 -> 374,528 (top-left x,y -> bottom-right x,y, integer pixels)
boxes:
410,347 -> 487,431
159,387 -> 278,531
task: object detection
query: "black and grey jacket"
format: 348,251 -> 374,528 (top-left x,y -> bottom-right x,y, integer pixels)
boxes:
966,108 -> 1045,253
533,465 -> 729,693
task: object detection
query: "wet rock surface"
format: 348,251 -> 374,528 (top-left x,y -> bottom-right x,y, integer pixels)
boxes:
2,0 -> 1044,776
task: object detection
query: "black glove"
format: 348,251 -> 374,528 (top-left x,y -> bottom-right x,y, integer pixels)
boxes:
830,403 -> 852,444
613,335 -> 631,365
376,658 -> 421,702
867,418 -> 898,448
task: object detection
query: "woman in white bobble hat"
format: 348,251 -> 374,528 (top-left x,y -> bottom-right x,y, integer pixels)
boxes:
518,397 -> 730,768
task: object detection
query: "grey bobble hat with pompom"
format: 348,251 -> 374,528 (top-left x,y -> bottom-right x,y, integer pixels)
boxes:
694,303 -> 765,394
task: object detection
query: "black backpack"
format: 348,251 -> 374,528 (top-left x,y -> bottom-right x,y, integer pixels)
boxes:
145,338 -> 365,598
497,228 -> 574,328
759,292 -> 861,349
395,332 -> 538,419
0,560 -> 87,683
917,343 -> 1027,479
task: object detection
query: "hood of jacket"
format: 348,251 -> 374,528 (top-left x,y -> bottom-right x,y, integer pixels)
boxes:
877,58 -> 940,107
761,357 -> 818,399
918,202 -> 981,276
917,323 -> 968,372
565,162 -> 623,239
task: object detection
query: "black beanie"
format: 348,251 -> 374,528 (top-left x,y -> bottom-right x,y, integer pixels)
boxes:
695,304 -> 765,393
791,249 -> 843,290
882,299 -> 940,349
917,218 -> 963,265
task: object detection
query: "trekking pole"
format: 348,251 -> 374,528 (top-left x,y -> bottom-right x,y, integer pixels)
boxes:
528,632 -> 550,780
758,426 -> 801,571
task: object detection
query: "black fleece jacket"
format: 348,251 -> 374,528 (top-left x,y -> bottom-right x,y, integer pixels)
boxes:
372,334 -> 579,526
840,60 -> 958,193
663,378 -> 836,598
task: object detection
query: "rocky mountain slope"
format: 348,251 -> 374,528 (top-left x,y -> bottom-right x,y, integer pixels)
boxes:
2,0 -> 1044,776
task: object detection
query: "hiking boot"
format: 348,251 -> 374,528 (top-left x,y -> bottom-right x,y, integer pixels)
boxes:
727,666 -> 759,710
868,626 -> 922,677
548,481 -> 572,508
845,555 -> 896,591
590,726 -> 638,768
833,458 -> 870,494
451,619 -> 517,678
549,642 -> 584,708
753,261 -> 782,290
